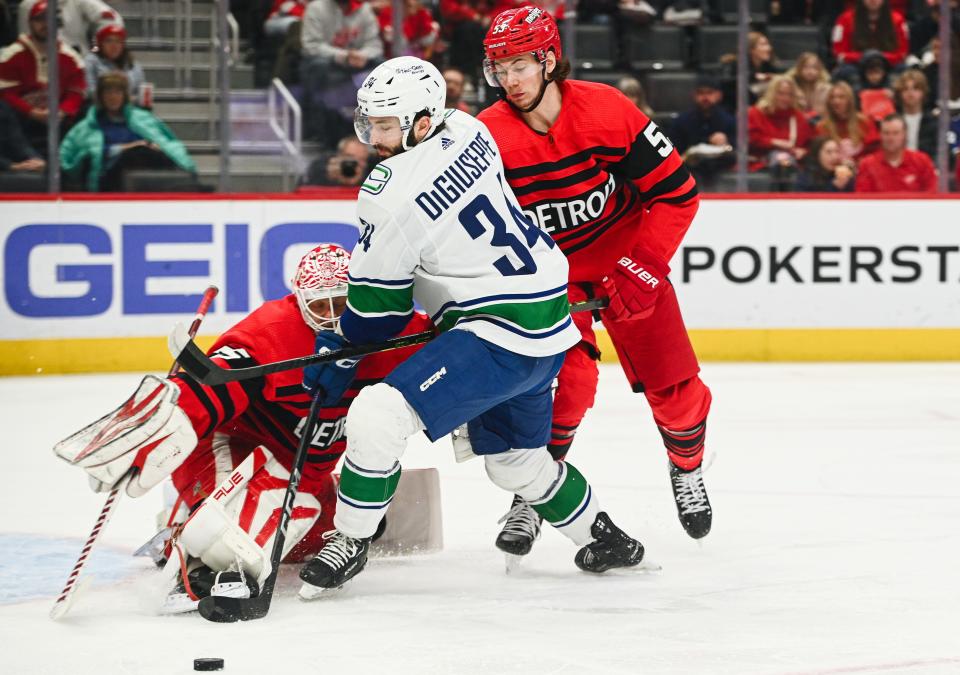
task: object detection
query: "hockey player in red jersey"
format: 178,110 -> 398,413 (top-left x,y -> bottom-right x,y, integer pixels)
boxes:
54,243 -> 431,613
477,6 -> 713,555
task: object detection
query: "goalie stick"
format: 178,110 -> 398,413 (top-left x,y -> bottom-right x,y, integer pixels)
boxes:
50,285 -> 219,621
197,388 -> 324,623
170,296 -> 610,386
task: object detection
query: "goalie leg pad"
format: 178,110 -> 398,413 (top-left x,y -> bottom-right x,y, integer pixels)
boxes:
53,375 -> 199,497
177,446 -> 322,585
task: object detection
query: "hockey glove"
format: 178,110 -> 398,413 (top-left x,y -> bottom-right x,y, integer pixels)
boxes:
601,247 -> 670,322
53,375 -> 199,497
303,331 -> 361,406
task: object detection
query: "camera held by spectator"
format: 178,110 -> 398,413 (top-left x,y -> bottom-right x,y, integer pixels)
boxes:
303,135 -> 373,187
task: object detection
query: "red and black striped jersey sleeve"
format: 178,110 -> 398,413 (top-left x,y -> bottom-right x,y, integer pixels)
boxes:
609,91 -> 700,262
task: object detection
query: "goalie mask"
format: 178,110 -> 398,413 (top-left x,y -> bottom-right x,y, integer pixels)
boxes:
355,56 -> 447,151
293,244 -> 350,332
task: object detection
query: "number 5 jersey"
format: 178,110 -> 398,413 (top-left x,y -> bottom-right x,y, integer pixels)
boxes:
477,79 -> 700,285
339,108 -> 580,358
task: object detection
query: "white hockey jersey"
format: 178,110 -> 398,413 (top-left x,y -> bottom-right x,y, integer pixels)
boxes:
342,109 -> 580,358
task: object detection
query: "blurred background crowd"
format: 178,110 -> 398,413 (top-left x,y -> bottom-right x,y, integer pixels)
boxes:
0,0 -> 957,193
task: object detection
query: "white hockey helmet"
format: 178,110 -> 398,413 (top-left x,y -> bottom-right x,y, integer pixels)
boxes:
292,244 -> 351,332
355,56 -> 447,151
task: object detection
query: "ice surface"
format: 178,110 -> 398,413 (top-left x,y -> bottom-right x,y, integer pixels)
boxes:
1,364 -> 958,674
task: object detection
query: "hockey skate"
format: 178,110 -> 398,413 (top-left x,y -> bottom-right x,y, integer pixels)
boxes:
298,530 -> 370,600
574,512 -> 645,573
495,495 -> 542,572
160,565 -> 259,615
669,461 -> 712,539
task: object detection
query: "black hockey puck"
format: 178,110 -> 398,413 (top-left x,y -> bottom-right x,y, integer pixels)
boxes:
194,657 -> 224,671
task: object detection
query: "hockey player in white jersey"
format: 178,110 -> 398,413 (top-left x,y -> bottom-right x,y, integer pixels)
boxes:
297,56 -> 647,597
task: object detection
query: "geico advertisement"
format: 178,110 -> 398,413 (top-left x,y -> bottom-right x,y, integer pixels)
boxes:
1,198 -> 958,339
1,200 -> 360,339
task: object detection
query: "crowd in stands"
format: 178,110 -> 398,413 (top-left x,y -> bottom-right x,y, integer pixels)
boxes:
0,0 -> 196,191
1,0 -> 958,192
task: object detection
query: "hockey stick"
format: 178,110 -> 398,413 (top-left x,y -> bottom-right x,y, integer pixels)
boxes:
50,285 -> 219,621
197,388 -> 324,623
170,296 -> 610,386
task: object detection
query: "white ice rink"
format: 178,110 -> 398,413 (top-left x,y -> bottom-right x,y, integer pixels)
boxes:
1,363 -> 958,675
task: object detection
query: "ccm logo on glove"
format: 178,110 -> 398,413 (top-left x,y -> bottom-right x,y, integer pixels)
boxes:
616,257 -> 660,288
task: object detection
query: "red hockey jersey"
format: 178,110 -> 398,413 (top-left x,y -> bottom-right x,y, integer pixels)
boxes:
477,79 -> 698,283
172,295 -> 430,487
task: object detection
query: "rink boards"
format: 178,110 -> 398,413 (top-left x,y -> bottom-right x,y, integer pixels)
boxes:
1,193 -> 958,374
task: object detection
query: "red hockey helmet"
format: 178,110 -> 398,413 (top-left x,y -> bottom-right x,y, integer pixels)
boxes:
482,6 -> 562,87
292,243 -> 351,332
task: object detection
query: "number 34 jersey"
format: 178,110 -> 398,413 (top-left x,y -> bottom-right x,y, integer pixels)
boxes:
340,109 -> 580,358
478,79 -> 700,285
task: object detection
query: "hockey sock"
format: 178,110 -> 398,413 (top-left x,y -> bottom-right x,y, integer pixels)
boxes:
659,422 -> 706,472
529,462 -> 599,546
334,457 -> 402,538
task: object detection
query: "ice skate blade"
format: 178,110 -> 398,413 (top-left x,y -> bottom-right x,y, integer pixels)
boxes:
298,582 -> 345,601
629,559 -> 662,574
504,553 -> 526,574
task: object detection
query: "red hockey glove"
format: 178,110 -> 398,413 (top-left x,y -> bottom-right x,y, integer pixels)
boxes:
601,248 -> 670,321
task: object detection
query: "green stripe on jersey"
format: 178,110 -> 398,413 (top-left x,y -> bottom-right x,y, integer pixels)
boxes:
532,463 -> 590,524
437,294 -> 570,333
348,283 -> 414,317
339,463 -> 402,506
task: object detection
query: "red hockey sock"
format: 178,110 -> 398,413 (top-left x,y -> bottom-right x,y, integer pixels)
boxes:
646,376 -> 711,470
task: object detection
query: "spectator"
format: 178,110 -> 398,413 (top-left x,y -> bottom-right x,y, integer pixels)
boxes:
787,52 -> 831,121
83,24 -> 144,104
264,0 -> 307,38
721,31 -> 782,110
375,0 -> 438,60
443,66 -> 473,113
60,72 -> 195,192
857,49 -> 897,121
856,113 -> 937,192
919,32 -> 960,107
439,0 -> 492,81
894,69 -> 937,158
669,74 -> 735,186
1,0 -> 15,47
0,98 -> 45,173
0,1 -> 86,153
18,0 -> 123,54
796,136 -> 856,191
303,134 -> 372,186
748,75 -> 813,180
815,81 -> 879,164
617,76 -> 653,118
300,0 -> 383,147
832,0 -> 909,71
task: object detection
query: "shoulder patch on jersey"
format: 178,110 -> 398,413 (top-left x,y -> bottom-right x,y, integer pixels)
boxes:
361,164 -> 392,195
440,137 -> 455,150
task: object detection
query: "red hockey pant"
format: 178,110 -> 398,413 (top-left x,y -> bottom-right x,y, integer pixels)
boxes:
553,282 -> 712,470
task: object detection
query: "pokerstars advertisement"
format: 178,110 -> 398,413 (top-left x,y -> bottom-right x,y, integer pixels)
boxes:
680,198 -> 960,329
1,197 -> 959,341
